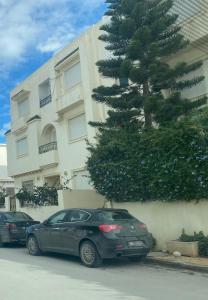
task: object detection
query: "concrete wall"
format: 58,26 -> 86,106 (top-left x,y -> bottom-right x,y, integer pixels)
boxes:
113,201 -> 208,250
60,190 -> 208,250
15,196 -> 64,222
12,189 -> 208,250
0,144 -> 14,191
60,190 -> 106,209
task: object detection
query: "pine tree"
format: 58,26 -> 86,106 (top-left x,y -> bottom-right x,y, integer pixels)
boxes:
91,0 -> 207,129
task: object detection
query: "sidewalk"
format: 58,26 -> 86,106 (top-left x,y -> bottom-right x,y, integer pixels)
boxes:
146,252 -> 208,273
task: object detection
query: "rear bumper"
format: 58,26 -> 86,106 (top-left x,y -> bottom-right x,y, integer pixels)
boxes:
97,235 -> 152,259
1,231 -> 26,244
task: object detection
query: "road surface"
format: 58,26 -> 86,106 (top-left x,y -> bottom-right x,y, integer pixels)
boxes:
0,245 -> 207,300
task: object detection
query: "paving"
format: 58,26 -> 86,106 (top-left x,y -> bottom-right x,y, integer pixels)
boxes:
0,245 -> 208,300
147,252 -> 208,273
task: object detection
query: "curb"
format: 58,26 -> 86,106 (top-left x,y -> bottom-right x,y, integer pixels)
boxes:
145,257 -> 208,274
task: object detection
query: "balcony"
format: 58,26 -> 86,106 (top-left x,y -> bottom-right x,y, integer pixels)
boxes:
39,142 -> 59,169
39,141 -> 57,154
56,84 -> 84,114
40,95 -> 52,108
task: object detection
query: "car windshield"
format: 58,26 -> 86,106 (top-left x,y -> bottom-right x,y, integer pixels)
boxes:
95,211 -> 134,222
4,212 -> 33,221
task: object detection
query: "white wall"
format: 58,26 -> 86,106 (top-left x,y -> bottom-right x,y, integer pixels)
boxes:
114,201 -> 208,250
0,145 -> 14,190
0,144 -> 7,166
13,188 -> 208,251
15,195 -> 64,222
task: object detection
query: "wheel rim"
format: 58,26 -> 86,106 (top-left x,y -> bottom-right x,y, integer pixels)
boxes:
28,237 -> 37,253
81,244 -> 95,265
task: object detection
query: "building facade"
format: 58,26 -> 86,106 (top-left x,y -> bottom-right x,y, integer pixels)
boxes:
6,20 -> 110,192
0,144 -> 14,205
6,2 -> 208,193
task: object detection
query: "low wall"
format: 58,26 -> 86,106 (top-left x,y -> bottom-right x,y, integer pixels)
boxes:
60,190 -> 106,209
113,201 -> 208,250
14,190 -> 208,250
15,197 -> 64,222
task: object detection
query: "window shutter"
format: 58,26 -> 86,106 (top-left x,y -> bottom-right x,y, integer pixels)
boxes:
68,114 -> 87,141
64,62 -> 81,89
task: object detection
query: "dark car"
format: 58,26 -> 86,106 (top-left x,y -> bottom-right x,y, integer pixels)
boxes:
26,208 -> 152,267
0,211 -> 40,246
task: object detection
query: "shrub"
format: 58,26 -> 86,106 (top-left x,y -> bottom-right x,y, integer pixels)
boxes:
179,230 -> 208,257
87,121 -> 208,202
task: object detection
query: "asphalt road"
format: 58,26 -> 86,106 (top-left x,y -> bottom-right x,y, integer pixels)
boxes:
0,245 -> 207,300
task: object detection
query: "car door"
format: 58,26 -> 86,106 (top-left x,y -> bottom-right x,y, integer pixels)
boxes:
38,211 -> 67,251
60,210 -> 91,255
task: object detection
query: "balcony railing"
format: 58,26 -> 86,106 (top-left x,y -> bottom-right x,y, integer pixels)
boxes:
39,142 -> 57,154
40,95 -> 52,108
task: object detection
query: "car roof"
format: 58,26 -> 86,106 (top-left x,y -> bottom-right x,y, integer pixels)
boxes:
0,211 -> 26,214
62,208 -> 128,213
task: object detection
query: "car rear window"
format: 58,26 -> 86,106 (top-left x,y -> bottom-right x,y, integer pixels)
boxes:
4,212 -> 33,221
94,211 -> 134,222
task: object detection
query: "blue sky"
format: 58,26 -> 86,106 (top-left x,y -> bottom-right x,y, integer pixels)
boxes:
0,0 -> 106,143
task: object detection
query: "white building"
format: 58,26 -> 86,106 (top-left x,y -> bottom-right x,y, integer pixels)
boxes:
6,20 -> 109,192
0,144 -> 14,196
6,2 -> 208,193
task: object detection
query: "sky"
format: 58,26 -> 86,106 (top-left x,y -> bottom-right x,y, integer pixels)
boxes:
0,0 -> 106,143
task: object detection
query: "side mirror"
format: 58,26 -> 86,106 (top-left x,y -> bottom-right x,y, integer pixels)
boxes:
43,219 -> 49,226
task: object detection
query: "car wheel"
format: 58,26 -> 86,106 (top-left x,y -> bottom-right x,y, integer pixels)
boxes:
0,235 -> 4,247
27,235 -> 41,256
128,255 -> 147,262
80,241 -> 102,268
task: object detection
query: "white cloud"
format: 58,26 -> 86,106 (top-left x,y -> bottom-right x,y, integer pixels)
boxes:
0,0 -> 105,70
0,122 -> 11,137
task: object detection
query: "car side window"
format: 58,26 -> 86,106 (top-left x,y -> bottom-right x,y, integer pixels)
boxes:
67,210 -> 90,223
47,211 -> 67,225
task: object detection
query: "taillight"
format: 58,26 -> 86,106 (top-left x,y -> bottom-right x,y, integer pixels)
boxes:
99,224 -> 123,233
138,223 -> 147,230
5,223 -> 17,230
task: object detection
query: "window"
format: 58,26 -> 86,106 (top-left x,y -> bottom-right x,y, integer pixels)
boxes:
6,187 -> 15,196
16,137 -> 28,157
66,210 -> 90,223
18,98 -> 29,118
94,211 -> 134,222
73,169 -> 91,190
5,212 -> 33,221
64,62 -> 81,89
47,211 -> 67,225
39,79 -> 51,107
172,0 -> 202,21
22,180 -> 34,193
68,114 -> 87,141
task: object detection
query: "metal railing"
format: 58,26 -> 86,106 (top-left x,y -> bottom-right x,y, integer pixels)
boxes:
39,142 -> 57,154
40,95 -> 52,108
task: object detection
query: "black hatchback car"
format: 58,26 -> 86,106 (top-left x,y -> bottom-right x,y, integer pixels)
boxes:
26,208 -> 153,267
0,211 -> 40,246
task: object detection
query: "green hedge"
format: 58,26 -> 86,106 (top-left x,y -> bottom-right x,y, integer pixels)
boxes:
180,230 -> 208,257
87,121 -> 208,202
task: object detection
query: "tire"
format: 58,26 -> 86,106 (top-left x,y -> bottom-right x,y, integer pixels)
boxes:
27,235 -> 41,256
128,255 -> 147,262
80,241 -> 102,268
0,235 -> 4,247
